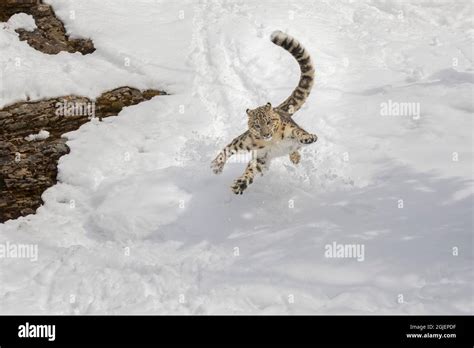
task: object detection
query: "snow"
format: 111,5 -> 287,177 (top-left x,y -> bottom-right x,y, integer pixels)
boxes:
24,130 -> 50,142
0,0 -> 472,314
5,13 -> 37,32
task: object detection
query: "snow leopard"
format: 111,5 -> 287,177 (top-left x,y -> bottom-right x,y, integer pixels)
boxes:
211,30 -> 317,194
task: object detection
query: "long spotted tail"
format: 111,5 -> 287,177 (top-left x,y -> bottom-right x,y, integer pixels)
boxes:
270,30 -> 314,115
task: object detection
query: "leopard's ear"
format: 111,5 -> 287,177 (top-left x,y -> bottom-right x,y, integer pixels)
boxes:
265,102 -> 272,110
246,108 -> 251,115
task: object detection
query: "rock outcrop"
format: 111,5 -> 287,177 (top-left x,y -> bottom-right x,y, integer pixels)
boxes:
1,1 -> 166,222
0,87 -> 166,222
0,0 -> 95,54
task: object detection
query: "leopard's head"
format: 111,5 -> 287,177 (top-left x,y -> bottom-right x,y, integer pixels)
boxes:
246,102 -> 281,141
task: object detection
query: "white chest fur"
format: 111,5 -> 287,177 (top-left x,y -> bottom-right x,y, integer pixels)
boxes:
257,137 -> 300,161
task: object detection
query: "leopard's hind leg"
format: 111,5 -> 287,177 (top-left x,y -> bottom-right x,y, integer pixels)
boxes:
231,156 -> 267,195
289,149 -> 301,164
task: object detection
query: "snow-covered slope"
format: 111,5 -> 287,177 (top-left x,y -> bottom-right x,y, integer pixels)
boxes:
0,0 -> 472,314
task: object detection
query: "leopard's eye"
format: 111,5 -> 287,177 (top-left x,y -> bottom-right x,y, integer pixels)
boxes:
254,124 -> 260,129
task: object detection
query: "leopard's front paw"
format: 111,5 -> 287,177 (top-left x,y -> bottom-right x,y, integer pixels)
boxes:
299,134 -> 318,145
211,154 -> 226,174
231,178 -> 248,195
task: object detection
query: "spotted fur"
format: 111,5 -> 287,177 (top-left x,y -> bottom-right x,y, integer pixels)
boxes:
271,30 -> 315,115
211,31 -> 318,195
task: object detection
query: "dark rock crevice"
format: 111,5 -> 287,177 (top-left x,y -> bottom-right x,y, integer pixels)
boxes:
0,0 -> 95,54
0,87 -> 166,222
